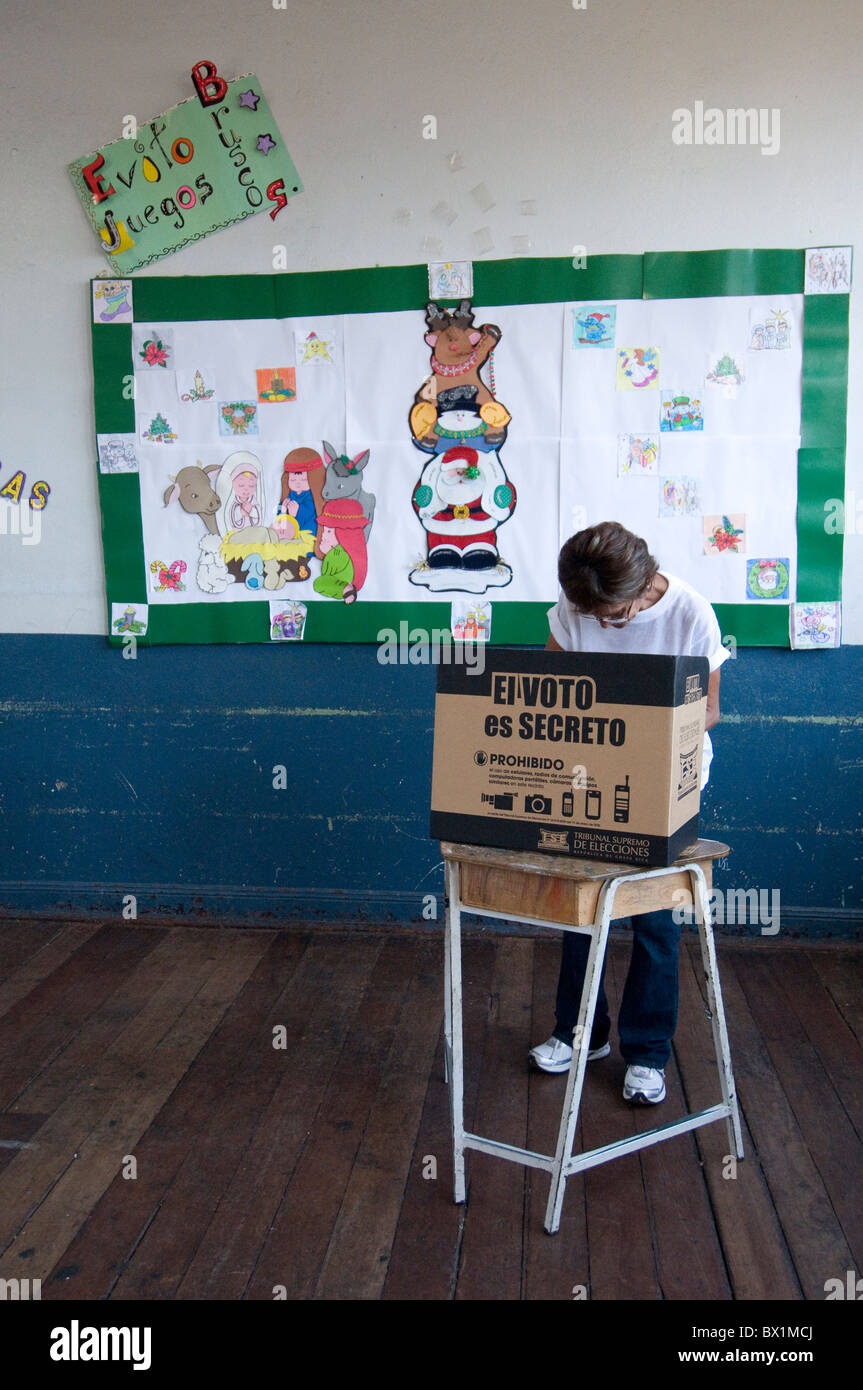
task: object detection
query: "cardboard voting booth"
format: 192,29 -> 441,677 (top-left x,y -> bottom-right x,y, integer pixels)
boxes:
430,649 -> 708,867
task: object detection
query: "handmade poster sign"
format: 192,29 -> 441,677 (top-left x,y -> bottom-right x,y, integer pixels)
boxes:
91,248 -> 849,647
69,61 -> 302,274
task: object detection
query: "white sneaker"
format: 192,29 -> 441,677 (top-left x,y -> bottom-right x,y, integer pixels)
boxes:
623,1064 -> 666,1105
529,1035 -> 612,1073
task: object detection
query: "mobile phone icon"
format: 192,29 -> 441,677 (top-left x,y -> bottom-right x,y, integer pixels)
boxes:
614,776 -> 630,824
585,790 -> 601,820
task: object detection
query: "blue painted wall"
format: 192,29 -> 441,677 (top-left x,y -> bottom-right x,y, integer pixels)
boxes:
0,636 -> 860,937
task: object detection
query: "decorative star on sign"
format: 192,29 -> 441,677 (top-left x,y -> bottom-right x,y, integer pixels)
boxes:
256,133 -> 276,154
238,90 -> 260,110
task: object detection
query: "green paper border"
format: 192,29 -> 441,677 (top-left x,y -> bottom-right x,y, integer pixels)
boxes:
94,250 -> 850,648
643,248 -> 804,300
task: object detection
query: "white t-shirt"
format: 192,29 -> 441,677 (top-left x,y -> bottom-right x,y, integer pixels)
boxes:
547,572 -> 729,787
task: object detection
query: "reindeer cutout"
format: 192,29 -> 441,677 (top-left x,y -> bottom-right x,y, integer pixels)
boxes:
410,300 -> 510,452
408,300 -> 516,593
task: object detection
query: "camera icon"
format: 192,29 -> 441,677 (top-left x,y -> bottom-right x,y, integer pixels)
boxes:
524,794 -> 552,815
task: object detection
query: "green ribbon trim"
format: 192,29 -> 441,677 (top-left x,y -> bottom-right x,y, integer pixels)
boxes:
713,603 -> 790,647
796,449 -> 845,600
107,600 -> 559,646
92,323 -> 134,433
106,599 -> 797,649
129,255 -> 644,322
797,294 -> 849,605
92,320 -> 146,633
643,248 -> 804,299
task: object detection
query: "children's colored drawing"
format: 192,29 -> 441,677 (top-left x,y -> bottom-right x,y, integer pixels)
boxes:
141,412 -> 178,444
297,331 -> 335,365
178,368 -> 215,402
150,559 -> 188,591
703,513 -> 746,554
218,401 -> 259,435
451,598 -> 491,641
256,367 -> 296,403
748,307 -> 792,351
790,602 -> 841,648
746,557 -> 790,600
92,279 -> 132,323
408,300 -> 515,593
705,352 -> 745,388
68,63 -> 303,275
616,347 -> 659,388
270,599 -> 308,640
133,325 -> 174,368
279,446 -> 326,536
573,307 -> 616,348
428,260 -> 474,299
618,433 -> 659,476
97,433 -> 138,474
111,602 -> 148,635
804,247 -> 852,295
321,441 -> 375,541
659,477 -> 700,517
660,391 -> 703,432
313,499 -> 370,603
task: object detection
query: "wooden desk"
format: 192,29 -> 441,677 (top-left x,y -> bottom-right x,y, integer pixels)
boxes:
440,838 -> 744,1234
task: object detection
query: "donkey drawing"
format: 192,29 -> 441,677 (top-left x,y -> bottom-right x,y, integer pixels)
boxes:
321,441 -> 375,542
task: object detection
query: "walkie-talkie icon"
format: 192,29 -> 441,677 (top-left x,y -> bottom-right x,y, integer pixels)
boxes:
614,776 -> 631,824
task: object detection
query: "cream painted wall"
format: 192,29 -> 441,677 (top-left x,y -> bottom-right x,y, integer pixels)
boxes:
1,0 -> 859,636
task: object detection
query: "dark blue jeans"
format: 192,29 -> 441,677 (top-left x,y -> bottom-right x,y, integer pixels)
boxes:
553,910 -> 682,1069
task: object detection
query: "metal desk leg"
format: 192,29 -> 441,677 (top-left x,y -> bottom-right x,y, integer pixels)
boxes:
689,864 -> 744,1161
544,878 -> 618,1235
444,859 -> 466,1204
443,887 -> 452,1088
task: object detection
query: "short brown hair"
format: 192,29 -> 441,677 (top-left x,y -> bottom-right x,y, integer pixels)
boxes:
559,522 -> 659,612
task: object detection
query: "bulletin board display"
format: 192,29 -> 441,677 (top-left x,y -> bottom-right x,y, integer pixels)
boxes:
91,250 -> 849,646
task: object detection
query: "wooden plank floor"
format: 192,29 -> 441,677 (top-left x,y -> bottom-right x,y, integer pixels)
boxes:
0,919 -> 860,1301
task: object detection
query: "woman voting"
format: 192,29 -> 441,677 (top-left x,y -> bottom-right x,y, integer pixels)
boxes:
529,522 -> 729,1105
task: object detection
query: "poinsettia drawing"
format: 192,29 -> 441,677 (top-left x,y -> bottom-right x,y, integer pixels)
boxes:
709,515 -> 745,552
139,338 -> 170,367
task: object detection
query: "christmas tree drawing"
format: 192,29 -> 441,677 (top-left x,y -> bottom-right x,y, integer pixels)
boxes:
144,412 -> 178,443
707,353 -> 745,386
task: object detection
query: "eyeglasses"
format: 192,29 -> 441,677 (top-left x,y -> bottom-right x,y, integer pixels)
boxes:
578,606 -> 638,628
570,593 -> 646,627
